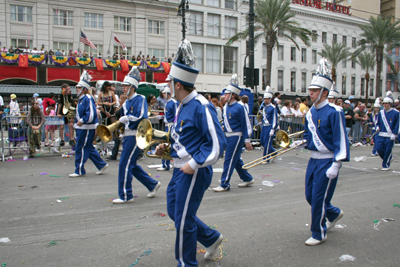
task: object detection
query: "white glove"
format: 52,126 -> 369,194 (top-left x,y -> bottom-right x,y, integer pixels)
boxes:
157,115 -> 163,120
290,139 -> 307,148
119,116 -> 129,124
269,130 -> 274,136
391,134 -> 396,141
257,122 -> 262,126
326,161 -> 342,179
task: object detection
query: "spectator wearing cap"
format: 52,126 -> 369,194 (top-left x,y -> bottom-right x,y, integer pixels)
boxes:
348,96 -> 355,109
343,100 -> 354,140
9,94 -> 20,126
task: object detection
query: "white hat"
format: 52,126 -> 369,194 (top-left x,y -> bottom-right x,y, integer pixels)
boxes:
165,39 -> 199,87
308,58 -> 333,92
344,100 -> 351,104
383,91 -> 394,104
77,70 -> 92,89
224,74 -> 241,95
122,67 -> 140,89
264,85 -> 273,98
162,85 -> 170,94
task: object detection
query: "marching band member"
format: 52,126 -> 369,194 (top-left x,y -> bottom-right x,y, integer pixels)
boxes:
327,82 -> 341,107
112,67 -> 161,204
302,59 -> 350,246
369,99 -> 381,156
157,39 -> 227,267
157,85 -> 179,171
260,88 -> 278,164
69,71 -> 108,178
213,74 -> 254,192
376,91 -> 399,171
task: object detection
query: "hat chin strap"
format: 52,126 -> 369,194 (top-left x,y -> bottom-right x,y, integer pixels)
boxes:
313,87 -> 324,104
171,80 -> 175,98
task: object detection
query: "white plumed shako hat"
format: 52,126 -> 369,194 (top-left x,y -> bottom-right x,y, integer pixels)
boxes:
328,82 -> 340,99
122,67 -> 141,89
77,70 -> 92,89
308,58 -> 333,92
383,91 -> 394,104
264,85 -> 273,99
224,74 -> 241,95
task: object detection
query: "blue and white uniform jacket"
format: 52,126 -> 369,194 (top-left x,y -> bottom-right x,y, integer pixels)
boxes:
303,100 -> 350,162
74,94 -> 98,130
370,112 -> 379,131
262,103 -> 278,130
170,90 -> 227,170
163,98 -> 179,127
121,93 -> 148,136
223,100 -> 253,143
377,108 -> 400,137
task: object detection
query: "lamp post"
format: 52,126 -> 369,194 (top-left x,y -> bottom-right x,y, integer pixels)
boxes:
177,0 -> 189,40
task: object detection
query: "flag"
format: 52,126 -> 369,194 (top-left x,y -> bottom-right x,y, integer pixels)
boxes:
95,58 -> 104,71
80,31 -> 97,50
120,60 -> 129,72
161,62 -> 170,74
19,54 -> 28,67
113,33 -> 127,51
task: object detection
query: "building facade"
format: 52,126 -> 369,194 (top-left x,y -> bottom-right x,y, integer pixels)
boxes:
0,0 -> 387,99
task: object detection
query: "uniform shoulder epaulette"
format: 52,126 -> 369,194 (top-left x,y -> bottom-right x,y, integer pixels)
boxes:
195,94 -> 209,105
328,103 -> 342,112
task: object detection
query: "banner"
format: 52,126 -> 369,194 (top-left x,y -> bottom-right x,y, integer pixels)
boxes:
50,56 -> 70,67
120,59 -> 129,72
74,57 -> 92,67
46,68 -> 80,83
128,60 -> 142,67
28,54 -> 46,66
1,53 -> 19,64
87,69 -> 113,82
44,117 -> 65,126
161,62 -> 170,74
0,65 -> 37,83
104,59 -> 120,68
95,58 -> 103,71
145,61 -> 162,71
153,72 -> 168,83
19,54 -> 29,67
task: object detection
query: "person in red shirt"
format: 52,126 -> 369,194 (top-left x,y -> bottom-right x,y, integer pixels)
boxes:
42,92 -> 56,115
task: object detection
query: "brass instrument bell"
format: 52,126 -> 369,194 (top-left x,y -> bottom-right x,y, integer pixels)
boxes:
96,121 -> 124,143
136,119 -> 172,159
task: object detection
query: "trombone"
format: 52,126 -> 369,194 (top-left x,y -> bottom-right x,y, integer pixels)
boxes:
97,121 -> 124,143
136,119 -> 172,159
243,130 -> 306,169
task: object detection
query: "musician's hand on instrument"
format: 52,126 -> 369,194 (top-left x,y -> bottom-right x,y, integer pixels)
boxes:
326,161 -> 342,179
77,121 -> 83,126
269,130 -> 274,136
156,115 -> 163,120
181,163 -> 195,174
119,116 -> 129,124
245,142 -> 253,151
155,144 -> 166,156
391,134 -> 396,141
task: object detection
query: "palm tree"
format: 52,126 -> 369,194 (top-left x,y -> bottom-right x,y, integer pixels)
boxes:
317,43 -> 350,83
226,0 -> 314,89
355,52 -> 375,104
357,15 -> 400,97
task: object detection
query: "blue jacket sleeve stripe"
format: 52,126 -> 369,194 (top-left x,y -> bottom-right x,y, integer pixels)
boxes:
88,97 -> 94,123
272,106 -> 277,129
335,111 -> 349,161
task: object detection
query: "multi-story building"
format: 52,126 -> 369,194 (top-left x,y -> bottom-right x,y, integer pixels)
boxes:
0,0 -> 387,100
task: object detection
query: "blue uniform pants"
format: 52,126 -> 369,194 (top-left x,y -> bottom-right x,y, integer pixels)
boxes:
162,126 -> 171,170
118,135 -> 158,201
260,125 -> 277,160
220,135 -> 253,189
74,129 -> 107,175
167,166 -> 221,267
371,130 -> 379,155
376,136 -> 394,168
305,158 -> 341,241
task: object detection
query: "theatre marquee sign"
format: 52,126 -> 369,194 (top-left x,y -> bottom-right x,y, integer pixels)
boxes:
292,0 -> 351,16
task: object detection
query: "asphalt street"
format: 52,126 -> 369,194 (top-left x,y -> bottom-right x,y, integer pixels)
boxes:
1,145 -> 400,267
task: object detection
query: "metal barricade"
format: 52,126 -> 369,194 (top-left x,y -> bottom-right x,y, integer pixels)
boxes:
350,120 -> 372,144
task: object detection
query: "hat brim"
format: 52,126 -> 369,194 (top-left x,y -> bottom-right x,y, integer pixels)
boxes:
308,85 -> 322,90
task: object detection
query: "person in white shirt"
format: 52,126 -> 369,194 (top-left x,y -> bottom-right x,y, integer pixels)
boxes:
280,100 -> 294,121
293,102 -> 304,117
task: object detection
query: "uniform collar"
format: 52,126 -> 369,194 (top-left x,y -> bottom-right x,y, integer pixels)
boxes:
78,94 -> 85,100
181,90 -> 197,105
228,100 -> 237,106
314,99 -> 329,110
128,93 -> 137,100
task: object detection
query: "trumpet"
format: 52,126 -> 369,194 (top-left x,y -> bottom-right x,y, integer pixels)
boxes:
136,119 -> 172,159
96,121 -> 124,143
256,110 -> 263,123
243,130 -> 306,169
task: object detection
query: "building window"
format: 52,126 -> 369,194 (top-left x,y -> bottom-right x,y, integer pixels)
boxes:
114,17 -> 131,32
225,17 -> 237,39
223,47 -> 237,74
189,12 -> 203,35
191,0 -> 202,4
11,5 -> 32,23
278,70 -> 284,91
322,32 -> 327,43
53,10 -> 73,26
361,78 -> 365,96
192,43 -> 203,72
148,20 -> 164,35
312,30 -> 317,42
262,44 -> 267,58
291,71 -> 296,92
291,47 -> 296,61
207,14 -> 220,38
342,76 -> 346,95
312,50 -> 317,64
352,37 -> 357,48
370,79 -> 374,96
278,28 -> 284,37
225,0 -> 236,9
208,0 -> 220,7
352,60 -> 356,69
342,59 -> 347,68
301,48 -> 306,62
301,72 -> 307,92
333,34 -> 337,44
278,45 -> 284,60
206,45 -> 220,73
84,13 -> 103,29
53,42 -> 73,53
351,77 -> 356,95
12,39 -> 32,49
148,48 -> 164,62
342,36 -> 347,47
114,46 -> 131,58
84,44 -> 103,58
